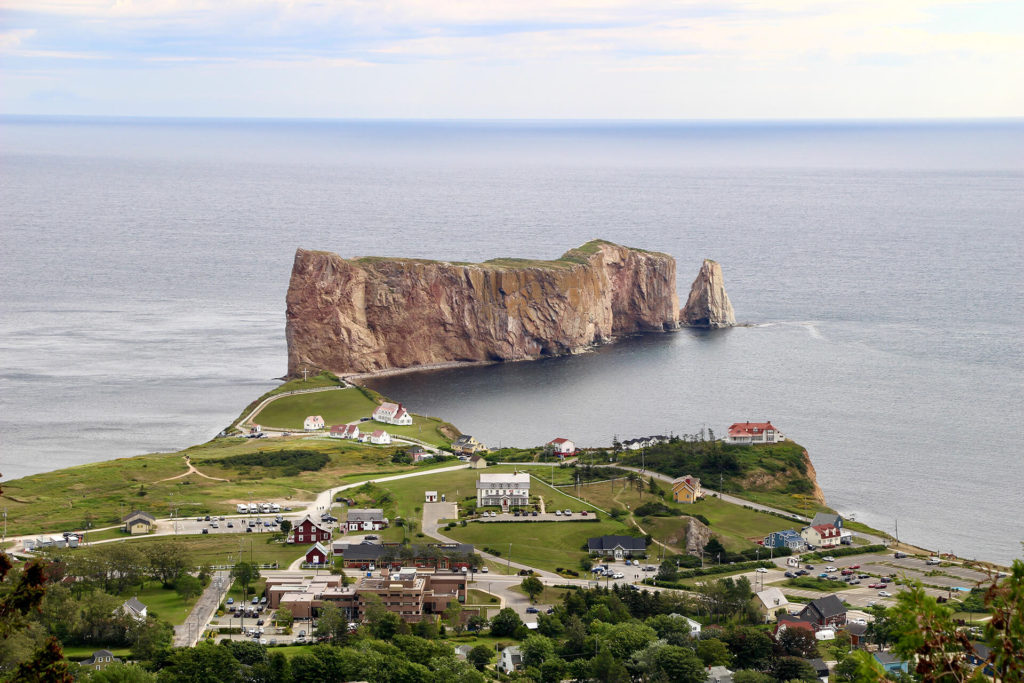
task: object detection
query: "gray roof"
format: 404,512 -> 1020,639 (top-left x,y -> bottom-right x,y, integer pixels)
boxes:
340,542 -> 474,561
123,597 -> 146,614
811,512 -> 842,528
874,651 -> 906,665
454,435 -> 475,446
587,535 -> 646,552
82,650 -> 120,665
808,658 -> 828,675
802,594 -> 846,620
123,510 -> 155,523
845,622 -> 868,637
347,509 -> 385,522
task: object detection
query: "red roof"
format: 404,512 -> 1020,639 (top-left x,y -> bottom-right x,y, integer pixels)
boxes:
812,524 -> 840,538
372,430 -> 385,437
728,421 -> 777,437
549,438 -> 569,445
330,425 -> 345,434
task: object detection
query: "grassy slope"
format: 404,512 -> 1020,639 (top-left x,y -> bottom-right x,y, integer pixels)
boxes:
120,533 -> 306,568
252,388 -> 455,447
1,436 -> 418,536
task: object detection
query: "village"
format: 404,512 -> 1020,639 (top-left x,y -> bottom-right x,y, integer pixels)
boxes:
1,382 -> 1012,681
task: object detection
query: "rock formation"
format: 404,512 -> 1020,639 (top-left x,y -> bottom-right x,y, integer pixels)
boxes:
679,259 -> 735,328
685,517 -> 713,557
286,240 -> 680,377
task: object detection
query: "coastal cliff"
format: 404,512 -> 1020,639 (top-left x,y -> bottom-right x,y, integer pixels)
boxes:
680,259 -> 735,328
286,240 -> 680,377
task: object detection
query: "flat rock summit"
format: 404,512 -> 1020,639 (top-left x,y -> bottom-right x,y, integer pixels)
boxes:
286,240 -> 733,377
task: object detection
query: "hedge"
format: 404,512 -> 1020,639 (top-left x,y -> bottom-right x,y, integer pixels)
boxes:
803,544 -> 886,561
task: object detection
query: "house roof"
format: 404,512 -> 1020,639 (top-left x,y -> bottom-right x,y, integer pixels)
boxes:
672,475 -> 699,490
874,651 -> 906,665
770,529 -> 802,539
810,524 -> 841,538
469,453 -> 484,462
845,622 -> 868,637
808,658 -> 828,675
803,594 -> 846,620
123,510 -> 155,523
123,597 -> 146,615
587,535 -> 646,552
775,615 -> 816,634
305,415 -> 324,422
347,509 -> 385,522
371,430 -> 386,437
811,512 -> 842,527
478,472 -> 530,485
454,435 -> 477,446
548,438 -> 570,445
306,542 -> 328,556
297,515 -> 329,531
330,425 -> 346,433
753,587 -> 790,609
727,421 -> 778,436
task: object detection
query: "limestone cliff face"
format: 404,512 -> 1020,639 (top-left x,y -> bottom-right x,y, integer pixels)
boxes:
286,241 -> 680,376
802,450 -> 827,506
680,259 -> 735,328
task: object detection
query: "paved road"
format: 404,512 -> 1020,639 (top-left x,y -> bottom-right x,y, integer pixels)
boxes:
174,570 -> 230,647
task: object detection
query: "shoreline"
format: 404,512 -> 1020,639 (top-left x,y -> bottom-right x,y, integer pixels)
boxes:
342,359 -> 499,383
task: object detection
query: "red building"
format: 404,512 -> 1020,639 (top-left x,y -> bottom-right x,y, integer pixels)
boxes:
292,517 -> 331,544
305,543 -> 329,565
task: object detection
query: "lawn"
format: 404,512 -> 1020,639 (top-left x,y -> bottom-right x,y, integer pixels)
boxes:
1,435 -> 417,536
61,646 -> 131,660
466,588 -> 501,605
250,388 -> 457,447
780,577 -> 847,593
683,496 -> 797,551
509,584 -> 578,605
444,517 -> 630,574
121,533 -> 306,569
134,581 -> 200,625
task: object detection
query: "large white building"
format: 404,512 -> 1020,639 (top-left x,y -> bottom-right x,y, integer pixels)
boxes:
724,421 -> 784,445
476,472 -> 531,510
372,402 -> 413,426
303,415 -> 325,431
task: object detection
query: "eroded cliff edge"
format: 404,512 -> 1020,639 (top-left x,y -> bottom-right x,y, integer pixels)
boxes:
286,240 -> 680,376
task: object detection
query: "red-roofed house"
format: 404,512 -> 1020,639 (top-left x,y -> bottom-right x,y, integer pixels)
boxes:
546,438 -> 576,456
330,424 -> 360,440
303,415 -> 325,431
292,517 -> 331,545
373,402 -> 413,426
368,430 -> 392,445
725,421 -> 784,445
801,524 -> 842,549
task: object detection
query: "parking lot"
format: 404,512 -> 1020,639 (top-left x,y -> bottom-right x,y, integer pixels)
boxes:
165,515 -> 311,536
474,510 -> 599,522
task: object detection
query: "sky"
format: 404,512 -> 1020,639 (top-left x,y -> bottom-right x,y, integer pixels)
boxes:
1,0 -> 1022,119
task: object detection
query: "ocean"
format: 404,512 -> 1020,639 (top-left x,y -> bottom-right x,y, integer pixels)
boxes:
0,116 -> 1021,563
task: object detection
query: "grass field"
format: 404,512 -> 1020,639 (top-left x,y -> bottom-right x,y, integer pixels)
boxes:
1,435 -> 420,536
61,646 -> 131,660
251,388 -> 456,447
509,583 -> 578,605
134,581 -> 200,624
444,517 -> 630,574
120,533 -> 306,568
466,588 -> 500,605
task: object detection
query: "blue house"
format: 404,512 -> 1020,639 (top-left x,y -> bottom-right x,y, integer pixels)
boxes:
873,652 -> 909,674
764,529 -> 804,550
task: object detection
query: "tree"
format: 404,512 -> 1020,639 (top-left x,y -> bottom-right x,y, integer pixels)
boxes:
656,560 -> 678,582
771,655 -> 819,682
696,638 -> 733,666
142,542 -> 191,586
175,575 -> 202,600
314,603 -> 348,644
653,645 -> 707,683
733,671 -> 775,683
128,618 -> 173,662
156,642 -> 242,683
775,626 -> 819,659
724,626 -> 774,671
230,562 -> 260,602
275,606 -> 294,628
279,520 -> 292,536
521,576 -> 544,603
362,593 -> 403,640
703,537 -> 727,562
467,644 -> 493,671
443,600 -> 464,634
489,608 -> 523,637
88,662 -> 158,682
590,648 -> 630,683
521,634 -> 555,668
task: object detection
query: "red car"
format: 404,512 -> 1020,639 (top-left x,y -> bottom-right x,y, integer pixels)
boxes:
868,583 -> 885,589
850,564 -> 860,569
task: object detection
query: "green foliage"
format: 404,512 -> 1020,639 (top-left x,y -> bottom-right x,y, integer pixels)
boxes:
219,449 -> 330,472
521,576 -> 544,602
87,662 -> 158,682
230,562 -> 260,593
633,501 -> 675,517
489,608 -> 523,638
174,575 -> 202,600
696,638 -> 733,666
467,644 -> 493,671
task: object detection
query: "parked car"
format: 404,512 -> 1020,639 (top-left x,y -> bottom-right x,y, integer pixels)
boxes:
581,511 -> 588,516
869,583 -> 885,589
826,566 -> 837,572
246,527 -> 253,533
858,573 -> 870,579
202,529 -> 209,534
805,564 -> 815,569
822,556 -> 836,562
878,590 -> 892,597
227,598 -> 234,605
256,619 -> 264,626
563,509 -> 572,516
252,596 -> 259,604
849,564 -> 860,569
546,608 -> 555,614
365,535 -> 378,540
526,607 -> 539,614
531,511 -> 538,516
227,522 -> 234,528
784,571 -> 795,578
555,510 -> 562,516
480,566 -> 489,573
612,572 -> 624,579
755,567 -> 769,573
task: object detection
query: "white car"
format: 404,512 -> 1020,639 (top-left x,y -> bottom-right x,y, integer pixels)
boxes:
878,591 -> 892,597
555,510 -> 562,516
563,509 -> 572,515
755,567 -> 769,573
822,556 -> 836,562
826,566 -> 838,572
481,566 -> 489,573
612,572 -> 624,579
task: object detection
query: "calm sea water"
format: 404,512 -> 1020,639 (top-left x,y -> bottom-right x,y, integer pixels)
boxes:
1,117 -> 1021,563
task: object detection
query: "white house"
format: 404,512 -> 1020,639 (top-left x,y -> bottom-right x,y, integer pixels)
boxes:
801,524 -> 842,549
120,597 -> 147,622
372,402 -> 413,426
346,509 -> 388,531
303,415 -> 325,431
546,438 -> 576,456
425,491 -> 438,503
724,421 -> 784,445
330,424 -> 360,440
477,472 -> 531,510
368,429 -> 391,445
497,646 -> 523,674
668,613 -> 702,637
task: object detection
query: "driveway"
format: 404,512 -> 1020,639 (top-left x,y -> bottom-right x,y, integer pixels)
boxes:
174,570 -> 231,647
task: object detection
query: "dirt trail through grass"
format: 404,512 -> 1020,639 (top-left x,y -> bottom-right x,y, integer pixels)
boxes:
157,456 -> 230,483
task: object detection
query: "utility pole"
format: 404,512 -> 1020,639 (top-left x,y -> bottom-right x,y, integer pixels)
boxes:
507,542 -> 511,575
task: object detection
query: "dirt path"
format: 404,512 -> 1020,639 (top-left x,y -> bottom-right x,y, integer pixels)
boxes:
157,456 -> 230,483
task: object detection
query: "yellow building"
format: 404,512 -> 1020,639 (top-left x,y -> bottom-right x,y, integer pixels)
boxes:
671,475 -> 702,503
123,510 -> 155,535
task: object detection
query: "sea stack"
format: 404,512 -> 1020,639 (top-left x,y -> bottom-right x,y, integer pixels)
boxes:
286,240 -> 680,377
680,259 -> 736,328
